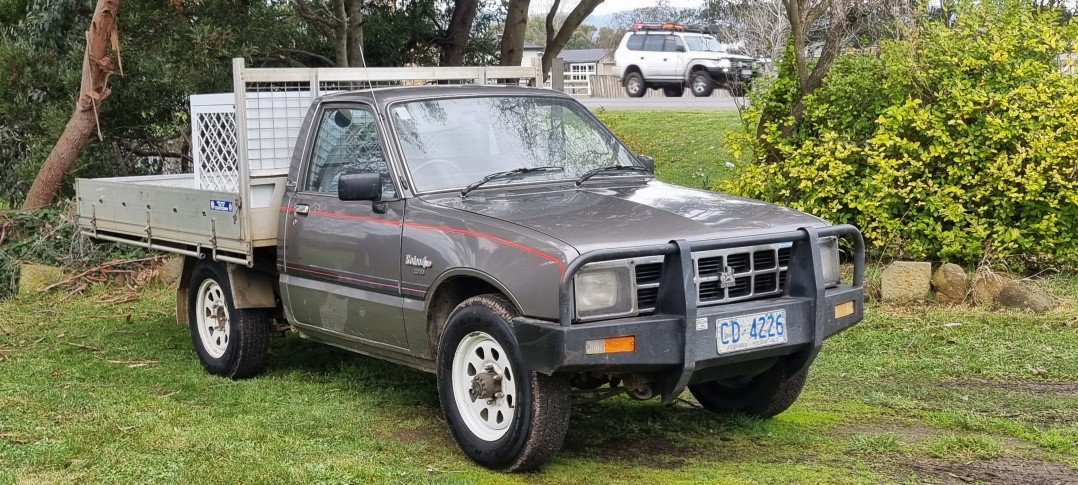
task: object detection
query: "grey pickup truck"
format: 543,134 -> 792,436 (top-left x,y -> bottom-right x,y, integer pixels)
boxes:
77,63 -> 864,472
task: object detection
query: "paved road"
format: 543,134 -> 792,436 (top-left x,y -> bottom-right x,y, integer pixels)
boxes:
579,96 -> 744,111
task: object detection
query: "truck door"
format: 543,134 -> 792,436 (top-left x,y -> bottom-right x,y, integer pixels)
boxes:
281,104 -> 409,351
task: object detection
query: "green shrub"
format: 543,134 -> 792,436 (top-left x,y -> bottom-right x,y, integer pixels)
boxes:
723,0 -> 1078,267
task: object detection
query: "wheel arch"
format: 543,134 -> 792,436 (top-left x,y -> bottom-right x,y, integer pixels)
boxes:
622,65 -> 643,83
177,255 -> 277,329
425,268 -> 522,359
686,63 -> 710,80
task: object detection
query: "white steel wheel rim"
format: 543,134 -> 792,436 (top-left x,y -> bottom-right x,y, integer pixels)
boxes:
196,279 -> 231,359
451,331 -> 517,442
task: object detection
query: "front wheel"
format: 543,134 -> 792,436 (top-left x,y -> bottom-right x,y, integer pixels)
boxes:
690,72 -> 715,97
437,295 -> 571,472
688,361 -> 807,418
187,259 -> 271,379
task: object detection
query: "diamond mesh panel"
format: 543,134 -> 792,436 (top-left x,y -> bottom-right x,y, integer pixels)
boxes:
195,111 -> 239,192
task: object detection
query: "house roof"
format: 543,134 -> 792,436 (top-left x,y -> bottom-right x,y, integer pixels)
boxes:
523,42 -> 543,51
558,49 -> 611,63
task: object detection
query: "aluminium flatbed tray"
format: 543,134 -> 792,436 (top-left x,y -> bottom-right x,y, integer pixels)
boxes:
76,173 -> 286,265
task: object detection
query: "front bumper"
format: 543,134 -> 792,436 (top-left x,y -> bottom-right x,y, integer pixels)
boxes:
706,65 -> 756,84
513,225 -> 865,403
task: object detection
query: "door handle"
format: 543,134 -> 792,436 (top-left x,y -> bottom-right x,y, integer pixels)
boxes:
294,204 -> 310,216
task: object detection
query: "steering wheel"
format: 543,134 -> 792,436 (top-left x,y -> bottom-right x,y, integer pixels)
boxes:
413,158 -> 464,176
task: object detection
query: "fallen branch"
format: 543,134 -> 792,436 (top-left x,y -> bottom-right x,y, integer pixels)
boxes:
107,359 -> 158,368
41,256 -> 160,293
63,341 -> 101,352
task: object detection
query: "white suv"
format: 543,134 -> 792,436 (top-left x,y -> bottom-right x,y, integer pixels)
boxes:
612,27 -> 757,98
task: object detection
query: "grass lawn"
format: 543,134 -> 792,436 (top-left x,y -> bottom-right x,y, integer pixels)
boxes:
1,281 -> 1076,484
595,109 -> 746,189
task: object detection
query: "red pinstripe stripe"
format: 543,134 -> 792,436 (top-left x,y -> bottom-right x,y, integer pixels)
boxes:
280,206 -> 565,273
286,265 -> 400,289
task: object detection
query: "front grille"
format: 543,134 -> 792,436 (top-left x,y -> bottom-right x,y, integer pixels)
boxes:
693,244 -> 790,305
630,243 -> 792,314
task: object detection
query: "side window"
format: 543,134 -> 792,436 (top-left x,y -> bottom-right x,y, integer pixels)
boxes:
664,36 -> 683,52
643,35 -> 665,52
305,107 -> 396,198
626,34 -> 645,51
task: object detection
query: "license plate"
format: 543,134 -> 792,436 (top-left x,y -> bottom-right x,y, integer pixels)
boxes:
715,310 -> 787,354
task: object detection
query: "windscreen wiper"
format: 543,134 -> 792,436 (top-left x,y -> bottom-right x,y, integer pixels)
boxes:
460,166 -> 564,197
575,165 -> 652,186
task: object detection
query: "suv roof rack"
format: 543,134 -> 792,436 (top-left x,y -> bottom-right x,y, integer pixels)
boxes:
632,22 -> 683,32
632,22 -> 718,35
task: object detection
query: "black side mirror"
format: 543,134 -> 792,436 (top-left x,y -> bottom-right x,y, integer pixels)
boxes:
338,172 -> 382,201
638,155 -> 655,173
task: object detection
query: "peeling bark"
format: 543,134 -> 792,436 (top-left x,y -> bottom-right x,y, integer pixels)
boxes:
22,0 -> 122,210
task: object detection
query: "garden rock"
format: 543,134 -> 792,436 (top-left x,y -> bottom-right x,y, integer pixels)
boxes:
881,261 -> 931,302
996,284 -> 1056,313
932,263 -> 968,304
971,271 -> 1011,306
18,264 -> 63,295
154,256 -> 184,286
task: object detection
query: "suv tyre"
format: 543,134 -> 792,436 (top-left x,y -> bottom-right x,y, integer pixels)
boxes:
690,71 -> 715,97
624,72 -> 647,97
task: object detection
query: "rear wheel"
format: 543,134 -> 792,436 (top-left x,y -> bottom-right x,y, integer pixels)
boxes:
624,72 -> 646,98
187,259 -> 271,379
437,294 -> 571,472
690,71 -> 715,97
688,362 -> 807,418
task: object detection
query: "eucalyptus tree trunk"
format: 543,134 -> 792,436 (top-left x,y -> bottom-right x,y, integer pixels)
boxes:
22,0 -> 122,210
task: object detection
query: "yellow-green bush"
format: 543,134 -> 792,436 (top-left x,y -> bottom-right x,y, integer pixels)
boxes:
723,0 -> 1078,266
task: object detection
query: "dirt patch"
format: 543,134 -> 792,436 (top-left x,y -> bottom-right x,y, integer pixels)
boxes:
946,379 -> 1078,396
561,432 -> 689,470
905,457 -> 1078,484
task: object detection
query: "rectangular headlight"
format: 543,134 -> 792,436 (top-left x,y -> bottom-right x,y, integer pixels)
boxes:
820,236 -> 840,287
574,261 -> 636,320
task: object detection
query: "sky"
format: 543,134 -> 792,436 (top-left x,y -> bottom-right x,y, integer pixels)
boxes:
529,0 -> 705,16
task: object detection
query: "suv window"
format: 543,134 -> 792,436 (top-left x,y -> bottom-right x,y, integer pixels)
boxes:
643,35 -> 666,52
306,107 -> 396,198
626,34 -> 645,51
663,36 -> 683,52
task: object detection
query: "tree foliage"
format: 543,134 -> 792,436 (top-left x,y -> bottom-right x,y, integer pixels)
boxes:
724,0 -> 1078,267
0,0 -> 502,207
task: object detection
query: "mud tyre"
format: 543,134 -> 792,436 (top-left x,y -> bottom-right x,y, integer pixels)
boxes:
688,361 -> 807,418
187,259 -> 271,379
437,294 -> 571,472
